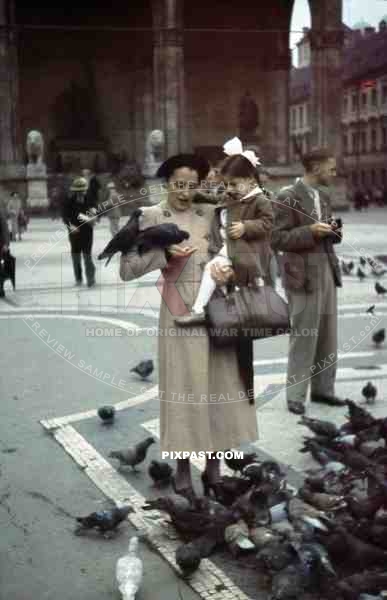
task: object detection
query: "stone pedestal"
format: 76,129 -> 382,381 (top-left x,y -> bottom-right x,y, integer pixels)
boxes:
143,158 -> 163,178
26,163 -> 48,208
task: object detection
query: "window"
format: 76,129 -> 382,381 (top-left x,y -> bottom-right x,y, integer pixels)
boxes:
361,170 -> 366,185
305,103 -> 309,127
352,172 -> 358,185
299,105 -> 304,129
371,169 -> 376,184
291,108 -> 296,131
352,131 -> 359,153
343,95 -> 348,115
371,128 -> 377,151
343,133 -> 348,154
382,127 -> 387,149
371,88 -> 378,107
381,168 -> 387,186
362,92 -> 368,108
382,84 -> 387,105
361,130 -> 367,153
352,92 -> 358,112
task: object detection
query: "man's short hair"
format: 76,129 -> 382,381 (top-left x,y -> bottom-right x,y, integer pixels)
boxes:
301,148 -> 334,173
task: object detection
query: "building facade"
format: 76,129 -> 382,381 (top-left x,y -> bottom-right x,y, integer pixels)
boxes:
0,0 -> 344,203
290,18 -> 387,193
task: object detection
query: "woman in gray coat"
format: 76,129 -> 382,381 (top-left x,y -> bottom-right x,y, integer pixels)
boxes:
119,154 -> 259,495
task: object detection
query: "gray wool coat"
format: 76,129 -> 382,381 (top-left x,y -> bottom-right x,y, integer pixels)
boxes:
119,199 -> 258,453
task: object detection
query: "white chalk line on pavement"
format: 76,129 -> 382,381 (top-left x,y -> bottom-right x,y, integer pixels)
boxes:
0,305 -> 160,319
0,312 -> 141,331
253,351 -> 376,368
41,385 -> 159,430
40,423 -> 252,600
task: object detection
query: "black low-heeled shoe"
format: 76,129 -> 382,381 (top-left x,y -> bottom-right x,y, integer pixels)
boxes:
201,472 -> 224,502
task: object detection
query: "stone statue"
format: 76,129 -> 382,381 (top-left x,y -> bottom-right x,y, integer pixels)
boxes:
239,91 -> 259,140
26,130 -> 48,206
143,129 -> 165,177
26,130 -> 44,165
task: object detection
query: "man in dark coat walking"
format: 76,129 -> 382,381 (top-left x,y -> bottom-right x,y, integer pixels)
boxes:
62,176 -> 98,287
272,148 -> 344,415
0,199 -> 10,297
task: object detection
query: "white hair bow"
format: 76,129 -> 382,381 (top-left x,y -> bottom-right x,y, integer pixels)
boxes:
223,136 -> 261,168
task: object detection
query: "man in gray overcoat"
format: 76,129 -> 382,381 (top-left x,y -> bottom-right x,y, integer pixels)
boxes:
272,148 -> 344,415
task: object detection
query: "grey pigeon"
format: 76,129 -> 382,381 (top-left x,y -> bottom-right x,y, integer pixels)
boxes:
148,460 -> 173,487
362,382 -> 377,405
109,437 -> 155,471
97,405 -> 115,423
130,359 -> 154,380
372,328 -> 385,347
75,505 -> 133,536
98,209 -> 142,265
98,212 -> 189,265
375,282 -> 387,295
175,542 -> 201,576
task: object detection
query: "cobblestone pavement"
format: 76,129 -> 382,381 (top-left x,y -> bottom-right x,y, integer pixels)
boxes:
1,209 -> 387,599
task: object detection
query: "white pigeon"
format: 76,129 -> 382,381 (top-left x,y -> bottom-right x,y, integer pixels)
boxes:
116,536 -> 143,600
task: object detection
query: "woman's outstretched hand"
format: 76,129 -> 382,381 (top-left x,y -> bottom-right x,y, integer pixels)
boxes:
167,245 -> 198,258
210,263 -> 235,286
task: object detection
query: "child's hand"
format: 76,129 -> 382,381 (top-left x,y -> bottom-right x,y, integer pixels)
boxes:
228,221 -> 245,239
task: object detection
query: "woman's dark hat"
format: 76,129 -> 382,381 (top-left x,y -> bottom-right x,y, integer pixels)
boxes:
157,153 -> 210,182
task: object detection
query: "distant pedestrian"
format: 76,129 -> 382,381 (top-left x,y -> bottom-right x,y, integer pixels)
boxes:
62,177 -> 98,287
105,181 -> 121,236
7,192 -> 24,241
0,200 -> 10,298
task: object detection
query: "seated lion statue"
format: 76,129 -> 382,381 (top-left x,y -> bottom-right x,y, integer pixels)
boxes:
145,129 -> 164,163
26,130 -> 44,165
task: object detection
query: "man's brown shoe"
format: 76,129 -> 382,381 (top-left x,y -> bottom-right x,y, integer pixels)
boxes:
310,394 -> 346,407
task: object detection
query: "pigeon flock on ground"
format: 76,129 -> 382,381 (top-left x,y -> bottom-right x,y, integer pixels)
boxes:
139,398 -> 387,600
82,253 -> 387,599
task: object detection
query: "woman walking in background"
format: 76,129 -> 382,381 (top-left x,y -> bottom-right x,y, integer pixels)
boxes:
7,192 -> 24,241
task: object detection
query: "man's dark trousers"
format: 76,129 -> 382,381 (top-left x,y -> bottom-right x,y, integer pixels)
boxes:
69,224 -> 95,285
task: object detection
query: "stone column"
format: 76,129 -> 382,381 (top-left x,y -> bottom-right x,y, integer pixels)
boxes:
0,0 -> 23,181
152,0 -> 186,157
309,0 -> 344,156
263,31 -> 291,164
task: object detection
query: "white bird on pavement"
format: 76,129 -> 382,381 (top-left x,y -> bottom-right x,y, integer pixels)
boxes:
116,536 -> 143,600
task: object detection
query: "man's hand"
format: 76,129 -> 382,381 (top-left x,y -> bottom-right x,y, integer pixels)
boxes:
310,223 -> 333,239
228,221 -> 245,240
77,213 -> 89,223
167,245 -> 198,258
69,224 -> 78,233
210,263 -> 235,286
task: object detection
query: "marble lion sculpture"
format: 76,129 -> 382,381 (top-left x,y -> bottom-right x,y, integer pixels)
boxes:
145,129 -> 165,162
26,130 -> 44,165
